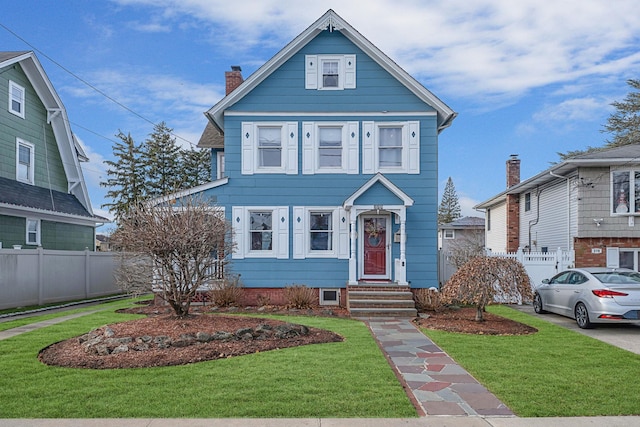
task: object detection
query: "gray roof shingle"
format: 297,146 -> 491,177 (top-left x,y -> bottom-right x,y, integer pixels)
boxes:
0,176 -> 95,218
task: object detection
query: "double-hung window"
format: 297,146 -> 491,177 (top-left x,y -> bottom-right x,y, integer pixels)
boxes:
302,121 -> 358,174
232,206 -> 289,259
362,121 -> 420,174
310,211 -> 333,251
293,206 -> 349,259
26,218 -> 40,246
258,127 -> 282,168
378,126 -> 403,168
9,80 -> 25,118
250,211 -> 273,251
611,170 -> 640,214
241,122 -> 297,174
16,139 -> 34,184
305,54 -> 356,90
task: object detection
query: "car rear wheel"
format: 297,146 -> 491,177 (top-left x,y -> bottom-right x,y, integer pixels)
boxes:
575,302 -> 592,329
533,293 -> 546,314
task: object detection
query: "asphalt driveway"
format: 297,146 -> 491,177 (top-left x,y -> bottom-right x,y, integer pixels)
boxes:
511,304 -> 640,355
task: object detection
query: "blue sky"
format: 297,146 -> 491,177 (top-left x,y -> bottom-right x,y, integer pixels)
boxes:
2,0 -> 640,226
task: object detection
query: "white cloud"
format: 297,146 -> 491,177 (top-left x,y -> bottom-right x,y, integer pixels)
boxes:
110,0 -> 640,105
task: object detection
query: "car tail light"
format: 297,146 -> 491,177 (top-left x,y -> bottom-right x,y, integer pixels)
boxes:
592,289 -> 629,298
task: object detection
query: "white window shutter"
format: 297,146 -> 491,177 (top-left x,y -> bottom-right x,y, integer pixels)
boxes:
362,121 -> 375,174
231,207 -> 245,259
305,55 -> 318,89
293,207 -> 306,259
276,206 -> 289,259
344,55 -> 356,89
407,121 -> 420,174
606,247 -> 620,268
346,122 -> 359,174
241,122 -> 254,175
286,122 -> 298,175
337,208 -> 350,259
302,122 -> 315,175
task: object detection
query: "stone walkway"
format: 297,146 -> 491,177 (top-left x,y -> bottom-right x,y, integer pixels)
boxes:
366,318 -> 513,417
0,311 -> 98,341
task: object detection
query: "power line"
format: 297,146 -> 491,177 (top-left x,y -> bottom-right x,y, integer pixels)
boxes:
0,21 -> 199,148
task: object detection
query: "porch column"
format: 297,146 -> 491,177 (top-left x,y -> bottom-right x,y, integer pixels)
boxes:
397,208 -> 408,285
348,215 -> 357,285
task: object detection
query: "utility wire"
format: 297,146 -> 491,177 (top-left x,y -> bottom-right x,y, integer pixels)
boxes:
0,21 -> 198,148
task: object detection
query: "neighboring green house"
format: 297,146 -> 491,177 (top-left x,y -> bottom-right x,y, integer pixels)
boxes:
0,51 -> 104,250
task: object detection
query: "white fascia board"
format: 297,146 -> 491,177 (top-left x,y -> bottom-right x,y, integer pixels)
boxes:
16,53 -> 94,215
206,10 -> 456,133
146,177 -> 229,207
0,204 -> 103,227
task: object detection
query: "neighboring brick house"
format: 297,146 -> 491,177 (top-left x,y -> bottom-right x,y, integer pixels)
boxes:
475,145 -> 640,270
0,51 -> 104,250
159,10 -> 456,314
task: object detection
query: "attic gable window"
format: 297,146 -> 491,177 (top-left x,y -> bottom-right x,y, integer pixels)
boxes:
9,80 -> 25,118
305,54 -> 356,90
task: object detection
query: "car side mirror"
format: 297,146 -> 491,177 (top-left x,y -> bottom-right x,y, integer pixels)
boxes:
541,279 -> 550,284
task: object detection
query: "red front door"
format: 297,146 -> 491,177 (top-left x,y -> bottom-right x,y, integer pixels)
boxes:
363,217 -> 387,277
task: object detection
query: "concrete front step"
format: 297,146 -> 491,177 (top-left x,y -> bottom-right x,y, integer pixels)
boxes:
350,307 -> 418,318
348,291 -> 414,300
349,299 -> 417,309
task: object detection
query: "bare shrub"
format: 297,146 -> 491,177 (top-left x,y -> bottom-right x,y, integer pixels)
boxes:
209,275 -> 243,307
110,196 -> 234,318
414,288 -> 442,312
256,294 -> 271,307
441,256 -> 533,322
284,285 -> 316,309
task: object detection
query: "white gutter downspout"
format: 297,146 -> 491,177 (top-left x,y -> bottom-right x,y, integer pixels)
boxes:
549,171 -> 572,251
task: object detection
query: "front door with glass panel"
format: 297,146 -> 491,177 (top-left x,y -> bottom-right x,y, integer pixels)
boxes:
361,216 -> 389,279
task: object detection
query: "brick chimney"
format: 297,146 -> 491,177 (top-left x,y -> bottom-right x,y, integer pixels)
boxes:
225,66 -> 243,95
506,154 -> 520,253
506,154 -> 520,188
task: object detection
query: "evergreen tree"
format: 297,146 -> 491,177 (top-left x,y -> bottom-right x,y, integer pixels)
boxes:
101,131 -> 146,222
143,122 -> 182,198
602,79 -> 640,148
558,79 -> 640,160
181,147 -> 212,188
438,177 -> 461,224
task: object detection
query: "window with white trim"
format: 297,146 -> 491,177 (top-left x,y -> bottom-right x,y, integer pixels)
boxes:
305,54 -> 356,90
444,229 -> 454,239
26,218 -> 40,246
319,288 -> 340,306
302,121 -> 359,174
8,80 -> 25,118
362,121 -> 420,174
16,139 -> 34,184
611,170 -> 640,214
216,152 -> 225,179
231,206 -> 289,259
241,122 -> 298,175
293,206 -> 349,259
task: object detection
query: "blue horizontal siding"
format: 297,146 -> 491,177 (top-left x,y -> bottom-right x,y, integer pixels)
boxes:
195,28 -> 444,289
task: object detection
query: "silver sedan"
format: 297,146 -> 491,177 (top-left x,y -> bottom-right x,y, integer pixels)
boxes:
533,267 -> 640,329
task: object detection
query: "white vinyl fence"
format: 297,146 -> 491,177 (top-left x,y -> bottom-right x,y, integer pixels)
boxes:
438,247 -> 575,290
486,247 -> 575,289
0,248 -> 120,310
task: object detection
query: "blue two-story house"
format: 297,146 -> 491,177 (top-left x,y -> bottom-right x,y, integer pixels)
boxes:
165,10 -> 456,313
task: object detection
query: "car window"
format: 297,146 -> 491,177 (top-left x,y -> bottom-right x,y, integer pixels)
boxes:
569,272 -> 587,285
592,271 -> 640,284
550,271 -> 572,284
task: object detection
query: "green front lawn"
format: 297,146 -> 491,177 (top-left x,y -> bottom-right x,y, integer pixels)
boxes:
0,300 -> 416,418
421,305 -> 640,417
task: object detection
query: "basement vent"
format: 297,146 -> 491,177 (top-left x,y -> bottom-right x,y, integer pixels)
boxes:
319,288 -> 339,306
